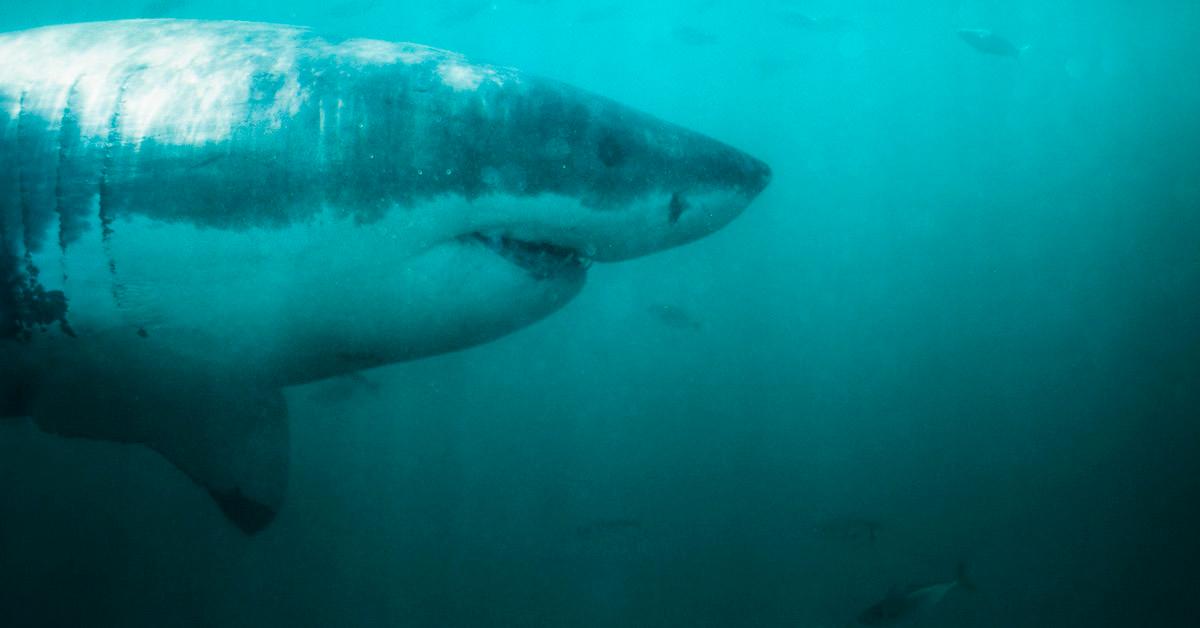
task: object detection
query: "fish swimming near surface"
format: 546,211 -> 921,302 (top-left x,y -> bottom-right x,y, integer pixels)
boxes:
574,518 -> 646,556
321,0 -> 383,21
857,563 -> 975,625
672,26 -> 720,47
0,20 -> 770,534
780,12 -> 852,33
576,4 -> 625,25
957,28 -> 1027,58
647,303 -> 703,330
137,0 -> 189,18
437,0 -> 496,28
815,516 -> 881,545
576,518 -> 643,538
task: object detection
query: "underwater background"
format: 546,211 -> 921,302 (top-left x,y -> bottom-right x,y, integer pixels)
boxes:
1,1 -> 1198,626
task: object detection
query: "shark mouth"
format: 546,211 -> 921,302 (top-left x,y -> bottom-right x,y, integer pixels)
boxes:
465,231 -> 590,279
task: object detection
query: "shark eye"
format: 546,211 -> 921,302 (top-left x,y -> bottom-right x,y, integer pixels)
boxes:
596,133 -> 627,167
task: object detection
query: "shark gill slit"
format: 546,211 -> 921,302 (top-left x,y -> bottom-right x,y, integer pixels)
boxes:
15,91 -> 36,283
98,84 -> 125,306
53,81 -> 82,283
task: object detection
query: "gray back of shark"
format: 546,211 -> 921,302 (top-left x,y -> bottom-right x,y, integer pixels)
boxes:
0,20 -> 769,533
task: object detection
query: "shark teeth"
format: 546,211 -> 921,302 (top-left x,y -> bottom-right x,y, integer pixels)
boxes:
465,231 -> 590,279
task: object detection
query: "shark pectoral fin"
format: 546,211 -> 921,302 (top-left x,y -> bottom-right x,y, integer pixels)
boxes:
29,359 -> 289,535
149,385 -> 289,534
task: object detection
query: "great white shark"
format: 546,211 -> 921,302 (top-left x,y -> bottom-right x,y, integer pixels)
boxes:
0,19 -> 770,533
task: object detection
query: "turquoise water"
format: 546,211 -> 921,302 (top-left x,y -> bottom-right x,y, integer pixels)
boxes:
2,2 -> 1198,626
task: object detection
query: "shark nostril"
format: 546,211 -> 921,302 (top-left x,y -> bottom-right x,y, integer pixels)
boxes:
744,158 -> 772,195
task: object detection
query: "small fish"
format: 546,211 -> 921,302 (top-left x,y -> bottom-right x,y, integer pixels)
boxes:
815,516 -> 881,545
673,26 -> 719,47
957,29 -> 1027,58
780,12 -> 852,33
577,518 -> 642,537
573,518 -> 646,557
322,0 -> 382,20
648,303 -> 703,330
138,0 -> 188,18
187,153 -> 227,171
437,0 -> 495,27
857,563 -> 975,625
576,4 -> 624,24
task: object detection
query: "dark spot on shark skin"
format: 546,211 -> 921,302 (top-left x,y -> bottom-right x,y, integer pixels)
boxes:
596,132 -> 627,167
0,253 -> 75,341
249,72 -> 286,105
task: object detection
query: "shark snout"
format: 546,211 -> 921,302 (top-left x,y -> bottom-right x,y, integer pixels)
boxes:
628,145 -> 769,260
736,152 -> 772,199
684,141 -> 771,229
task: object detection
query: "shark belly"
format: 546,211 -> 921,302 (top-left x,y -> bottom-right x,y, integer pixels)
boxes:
30,197 -> 583,386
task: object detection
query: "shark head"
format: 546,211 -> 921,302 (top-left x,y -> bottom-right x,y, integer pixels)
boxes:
450,77 -> 773,263
267,51 -> 772,379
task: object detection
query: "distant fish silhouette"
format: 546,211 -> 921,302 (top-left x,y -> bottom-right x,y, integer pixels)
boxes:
815,516 -> 882,545
138,0 -> 188,18
576,4 -> 624,24
857,563 -> 975,625
957,28 -> 1027,58
577,518 -> 642,537
574,518 -> 646,556
437,0 -> 494,27
780,12 -> 852,33
322,0 -> 382,20
673,26 -> 719,47
648,303 -> 703,330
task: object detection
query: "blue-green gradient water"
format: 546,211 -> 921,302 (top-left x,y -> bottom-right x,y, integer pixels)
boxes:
2,1 -> 1198,626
